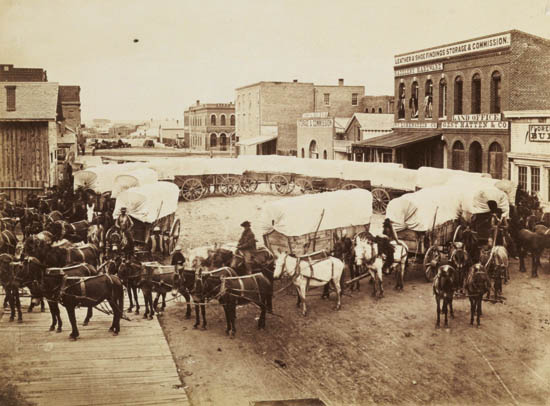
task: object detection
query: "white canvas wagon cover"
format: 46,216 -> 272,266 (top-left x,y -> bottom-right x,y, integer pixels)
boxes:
447,178 -> 510,219
386,185 -> 463,232
112,168 -> 159,198
73,162 -> 144,194
415,166 -> 490,189
113,181 -> 180,223
260,189 -> 373,237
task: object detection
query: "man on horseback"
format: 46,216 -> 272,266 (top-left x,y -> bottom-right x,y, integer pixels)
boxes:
488,200 -> 517,258
115,207 -> 134,259
237,221 -> 256,275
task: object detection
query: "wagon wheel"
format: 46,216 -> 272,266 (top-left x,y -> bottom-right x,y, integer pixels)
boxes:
423,245 -> 440,282
342,183 -> 358,190
270,174 -> 290,195
168,218 -> 181,254
294,178 -> 314,194
220,176 -> 240,196
181,178 -> 204,201
239,176 -> 259,194
372,188 -> 391,214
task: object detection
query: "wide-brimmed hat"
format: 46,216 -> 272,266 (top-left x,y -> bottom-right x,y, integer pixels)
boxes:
121,207 -> 127,211
240,221 -> 251,227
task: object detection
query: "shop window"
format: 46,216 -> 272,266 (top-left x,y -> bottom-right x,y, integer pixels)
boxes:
471,74 -> 481,114
469,141 -> 482,173
454,76 -> 463,115
323,150 -> 327,159
210,133 -> 217,147
309,140 -> 318,159
531,167 -> 540,193
424,79 -> 433,118
371,108 -> 375,113
518,166 -> 527,191
491,71 -> 501,114
439,79 -> 447,118
230,115 -> 235,126
324,93 -> 330,106
398,83 -> 406,119
220,115 -> 226,126
452,140 -> 464,170
352,93 -> 358,106
410,81 -> 419,118
488,142 -> 503,179
378,107 -> 382,113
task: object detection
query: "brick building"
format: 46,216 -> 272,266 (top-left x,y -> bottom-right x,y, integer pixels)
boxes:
296,113 -> 350,160
235,79 -> 365,155
358,30 -> 550,175
0,64 -> 47,82
184,101 -> 235,152
360,96 -> 394,114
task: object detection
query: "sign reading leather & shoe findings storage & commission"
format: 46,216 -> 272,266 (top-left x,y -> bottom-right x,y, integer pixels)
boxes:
527,124 -> 550,142
394,33 -> 511,66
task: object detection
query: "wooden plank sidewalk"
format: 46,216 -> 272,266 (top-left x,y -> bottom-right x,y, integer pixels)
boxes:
0,297 -> 190,406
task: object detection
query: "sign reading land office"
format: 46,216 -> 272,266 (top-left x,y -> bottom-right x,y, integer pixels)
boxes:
528,124 -> 550,142
394,33 -> 511,66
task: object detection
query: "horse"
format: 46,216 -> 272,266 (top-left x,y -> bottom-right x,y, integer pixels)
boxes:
353,233 -> 394,298
0,254 -> 23,322
52,220 -> 89,243
512,227 -> 550,277
219,272 -> 273,337
480,244 -> 509,299
273,252 -> 344,316
138,263 -> 176,320
172,268 -> 196,320
449,241 -> 469,293
43,243 -> 99,268
31,264 -> 123,339
433,264 -> 456,328
23,257 -> 98,332
0,217 -> 18,233
192,267 -> 238,329
117,258 -> 142,315
0,229 -> 18,255
87,224 -> 104,259
465,263 -> 491,327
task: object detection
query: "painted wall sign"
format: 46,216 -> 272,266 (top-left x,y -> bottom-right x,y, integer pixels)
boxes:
394,63 -> 443,77
302,112 -> 328,118
527,124 -> 550,142
393,121 -> 438,129
452,113 -> 502,121
298,118 -> 333,128
394,33 -> 511,66
442,121 -> 509,129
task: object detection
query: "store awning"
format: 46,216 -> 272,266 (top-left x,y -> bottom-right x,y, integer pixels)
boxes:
237,134 -> 277,146
352,131 -> 441,149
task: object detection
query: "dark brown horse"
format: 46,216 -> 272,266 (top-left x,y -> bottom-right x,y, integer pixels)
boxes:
138,263 -> 176,320
513,227 -> 550,277
433,265 -> 456,328
0,254 -> 22,322
32,265 -> 123,340
465,263 -> 491,327
44,243 -> 99,268
117,258 -> 142,315
0,229 -> 17,255
219,272 -> 273,337
172,268 -> 195,320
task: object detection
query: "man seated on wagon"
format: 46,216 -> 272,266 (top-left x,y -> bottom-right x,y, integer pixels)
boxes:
237,220 -> 257,275
145,226 -> 164,261
171,244 -> 186,271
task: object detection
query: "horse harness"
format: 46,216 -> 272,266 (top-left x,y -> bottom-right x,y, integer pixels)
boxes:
220,273 -> 269,304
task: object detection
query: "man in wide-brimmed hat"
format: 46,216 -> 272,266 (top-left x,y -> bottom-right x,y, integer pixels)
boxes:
171,244 -> 186,271
237,220 -> 256,275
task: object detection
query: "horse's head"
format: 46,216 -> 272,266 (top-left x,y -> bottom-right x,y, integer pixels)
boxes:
437,265 -> 455,292
353,234 -> 376,267
470,263 -> 489,293
273,251 -> 291,279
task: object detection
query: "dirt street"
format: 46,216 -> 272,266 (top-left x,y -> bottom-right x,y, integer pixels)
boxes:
160,189 -> 550,406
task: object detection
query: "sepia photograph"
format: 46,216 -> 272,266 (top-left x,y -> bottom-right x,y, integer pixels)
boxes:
1,1 -> 549,405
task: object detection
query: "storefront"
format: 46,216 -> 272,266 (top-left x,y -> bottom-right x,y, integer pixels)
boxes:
506,110 -> 550,205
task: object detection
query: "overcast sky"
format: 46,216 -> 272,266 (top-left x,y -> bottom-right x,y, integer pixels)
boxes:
2,0 -> 550,122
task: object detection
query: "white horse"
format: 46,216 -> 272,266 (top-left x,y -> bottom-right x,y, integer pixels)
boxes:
353,234 -> 386,298
273,252 -> 344,317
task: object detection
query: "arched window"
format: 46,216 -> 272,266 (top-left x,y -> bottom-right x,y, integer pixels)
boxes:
309,140 -> 318,159
230,114 -> 235,126
365,108 -> 369,113
323,150 -> 327,159
301,148 -> 305,158
398,83 -> 406,119
378,107 -> 382,113
454,76 -> 463,115
220,115 -> 226,126
371,108 -> 375,113
452,141 -> 465,170
410,81 -> 419,118
210,114 -> 216,126
491,71 -> 501,114
219,133 -> 227,151
488,142 -> 503,179
210,133 -> 217,147
439,78 -> 447,118
471,73 -> 481,114
424,79 -> 433,118
469,141 -> 482,173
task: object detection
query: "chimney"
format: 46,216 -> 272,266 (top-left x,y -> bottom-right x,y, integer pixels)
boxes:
196,100 -> 200,106
338,78 -> 344,86
293,79 -> 298,83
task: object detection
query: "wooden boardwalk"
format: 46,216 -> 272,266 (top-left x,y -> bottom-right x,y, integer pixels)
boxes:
0,298 -> 190,406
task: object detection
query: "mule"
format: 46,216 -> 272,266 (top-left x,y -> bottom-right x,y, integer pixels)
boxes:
449,241 -> 469,292
480,245 -> 508,299
117,258 -> 142,315
44,243 -> 99,268
353,233 -> 394,298
0,229 -> 17,255
0,254 -> 22,322
219,273 -> 272,337
465,263 -> 491,327
433,264 -> 456,328
514,229 -> 550,277
273,252 -> 343,316
172,268 -> 196,320
138,263 -> 176,320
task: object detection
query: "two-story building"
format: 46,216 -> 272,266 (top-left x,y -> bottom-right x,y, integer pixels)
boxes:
184,101 -> 235,152
357,30 -> 550,175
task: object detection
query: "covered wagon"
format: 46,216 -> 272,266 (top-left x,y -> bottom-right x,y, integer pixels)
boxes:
111,167 -> 158,198
261,189 -> 373,257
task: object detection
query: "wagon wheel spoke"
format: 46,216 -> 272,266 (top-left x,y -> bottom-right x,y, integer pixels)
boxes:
220,176 -> 240,196
270,175 -> 289,195
181,178 -> 204,201
295,178 -> 313,194
423,246 -> 440,282
239,176 -> 258,194
371,188 -> 390,214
